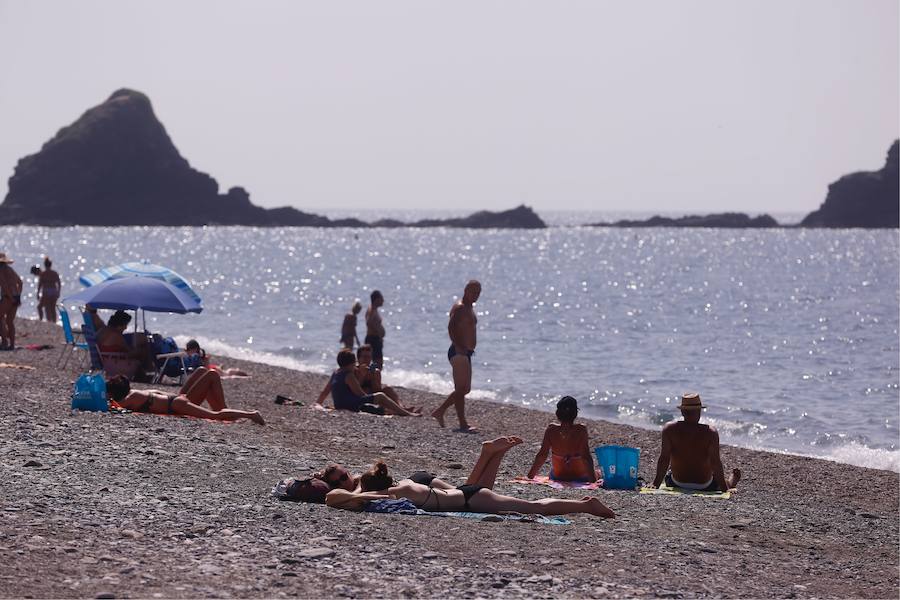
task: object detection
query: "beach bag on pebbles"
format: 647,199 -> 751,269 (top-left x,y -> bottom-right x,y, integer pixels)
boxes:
272,477 -> 330,504
71,373 -> 108,412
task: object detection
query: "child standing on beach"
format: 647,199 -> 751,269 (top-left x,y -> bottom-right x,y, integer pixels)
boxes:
526,396 -> 597,482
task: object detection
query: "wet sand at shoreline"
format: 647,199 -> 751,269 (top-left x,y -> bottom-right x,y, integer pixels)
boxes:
1,318 -> 897,598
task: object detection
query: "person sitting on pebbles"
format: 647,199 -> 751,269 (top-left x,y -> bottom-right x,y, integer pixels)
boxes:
105,371 -> 264,424
315,349 -> 421,417
184,339 -> 249,377
325,436 -> 615,518
650,393 -> 741,492
355,344 -> 405,407
525,396 -> 598,482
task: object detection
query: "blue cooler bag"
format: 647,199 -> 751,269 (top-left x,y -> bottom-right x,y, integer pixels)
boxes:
594,445 -> 640,489
71,373 -> 108,412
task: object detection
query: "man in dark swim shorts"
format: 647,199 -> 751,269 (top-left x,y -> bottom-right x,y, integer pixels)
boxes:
365,290 -> 386,366
432,280 -> 481,432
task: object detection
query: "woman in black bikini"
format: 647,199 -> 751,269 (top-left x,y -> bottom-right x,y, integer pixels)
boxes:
106,375 -> 264,424
325,437 -> 615,518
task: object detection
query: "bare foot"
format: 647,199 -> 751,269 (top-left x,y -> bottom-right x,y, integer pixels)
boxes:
482,436 -> 522,454
728,468 -> 742,489
431,409 -> 446,427
584,497 -> 615,518
249,411 -> 265,425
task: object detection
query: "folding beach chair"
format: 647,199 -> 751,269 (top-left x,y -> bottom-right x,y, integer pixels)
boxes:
56,307 -> 88,369
154,351 -> 187,385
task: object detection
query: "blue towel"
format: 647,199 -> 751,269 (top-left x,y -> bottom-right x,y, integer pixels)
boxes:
364,499 -> 571,524
364,498 -> 419,514
421,510 -> 571,525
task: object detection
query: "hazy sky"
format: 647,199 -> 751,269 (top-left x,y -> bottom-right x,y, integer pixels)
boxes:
1,1 -> 897,215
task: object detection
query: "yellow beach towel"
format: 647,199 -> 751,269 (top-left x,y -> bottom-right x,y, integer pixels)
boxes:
640,485 -> 731,499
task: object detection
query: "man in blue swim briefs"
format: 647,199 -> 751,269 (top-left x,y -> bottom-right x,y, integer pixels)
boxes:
650,393 -> 742,492
431,280 -> 481,432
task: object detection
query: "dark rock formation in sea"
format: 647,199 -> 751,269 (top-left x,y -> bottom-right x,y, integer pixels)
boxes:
0,89 -> 545,229
0,89 -> 339,227
800,140 -> 899,228
371,205 -> 545,229
593,212 -> 779,228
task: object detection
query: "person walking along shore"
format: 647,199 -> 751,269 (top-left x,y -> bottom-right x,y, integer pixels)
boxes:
432,280 -> 481,432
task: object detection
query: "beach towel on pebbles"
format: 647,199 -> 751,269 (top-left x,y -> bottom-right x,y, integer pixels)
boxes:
365,499 -> 571,525
511,475 -> 603,490
639,485 -> 731,499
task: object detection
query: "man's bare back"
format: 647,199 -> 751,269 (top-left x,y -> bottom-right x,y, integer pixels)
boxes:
663,421 -> 718,484
652,393 -> 741,492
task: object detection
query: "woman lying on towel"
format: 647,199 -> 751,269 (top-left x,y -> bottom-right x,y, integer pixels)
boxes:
105,371 -> 264,424
325,436 -> 615,518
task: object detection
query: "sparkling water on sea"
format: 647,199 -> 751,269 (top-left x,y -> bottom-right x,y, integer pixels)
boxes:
2,216 -> 897,472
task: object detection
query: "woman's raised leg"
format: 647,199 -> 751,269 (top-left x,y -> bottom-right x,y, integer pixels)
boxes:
180,368 -> 226,410
465,437 -> 523,489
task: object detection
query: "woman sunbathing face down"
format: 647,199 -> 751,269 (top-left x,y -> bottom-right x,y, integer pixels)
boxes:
324,437 -> 615,518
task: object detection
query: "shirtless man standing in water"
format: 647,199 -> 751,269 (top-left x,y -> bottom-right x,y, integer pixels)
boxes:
651,393 -> 741,492
365,290 -> 386,367
432,280 -> 481,432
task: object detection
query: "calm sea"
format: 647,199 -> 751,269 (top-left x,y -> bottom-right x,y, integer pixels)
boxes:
3,213 -> 897,472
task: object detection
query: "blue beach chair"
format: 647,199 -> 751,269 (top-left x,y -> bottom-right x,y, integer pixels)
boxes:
56,307 -> 88,369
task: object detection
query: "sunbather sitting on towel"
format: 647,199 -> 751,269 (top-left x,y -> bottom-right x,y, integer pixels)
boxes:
526,396 -> 597,482
315,349 -> 421,416
650,393 -> 741,492
325,436 -> 615,518
105,372 -> 264,424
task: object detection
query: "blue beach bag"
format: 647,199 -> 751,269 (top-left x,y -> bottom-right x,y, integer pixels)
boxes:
594,445 -> 640,489
71,373 -> 108,412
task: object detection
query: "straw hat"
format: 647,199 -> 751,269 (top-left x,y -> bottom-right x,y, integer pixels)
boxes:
0,252 -> 13,264
678,392 -> 703,410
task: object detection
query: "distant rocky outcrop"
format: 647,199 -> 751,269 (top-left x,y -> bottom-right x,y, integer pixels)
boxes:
371,205 -> 545,229
593,212 -> 779,228
800,140 -> 899,228
0,89 -> 545,229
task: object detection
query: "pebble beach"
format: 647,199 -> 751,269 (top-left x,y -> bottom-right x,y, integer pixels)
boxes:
1,318 -> 897,599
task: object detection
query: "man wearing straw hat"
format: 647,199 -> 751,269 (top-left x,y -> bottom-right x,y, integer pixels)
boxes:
650,393 -> 741,492
0,252 -> 23,351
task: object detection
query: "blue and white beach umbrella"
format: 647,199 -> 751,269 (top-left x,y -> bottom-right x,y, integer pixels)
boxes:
79,261 -> 202,304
